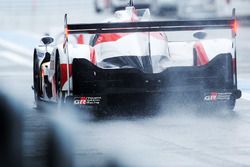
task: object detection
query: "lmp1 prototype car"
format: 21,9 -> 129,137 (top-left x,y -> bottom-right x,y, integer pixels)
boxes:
33,6 -> 241,114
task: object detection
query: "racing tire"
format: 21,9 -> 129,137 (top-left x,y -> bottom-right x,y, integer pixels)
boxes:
225,99 -> 236,111
33,50 -> 43,109
193,48 -> 198,66
55,52 -> 65,110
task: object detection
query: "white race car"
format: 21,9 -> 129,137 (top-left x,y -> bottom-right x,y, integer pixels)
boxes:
33,6 -> 241,115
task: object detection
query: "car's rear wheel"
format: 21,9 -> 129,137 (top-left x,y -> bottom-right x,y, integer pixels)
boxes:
33,50 -> 43,109
55,53 -> 65,109
193,48 -> 198,66
226,99 -> 236,111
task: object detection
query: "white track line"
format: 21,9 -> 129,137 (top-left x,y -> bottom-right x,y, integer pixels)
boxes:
0,38 -> 31,57
0,71 -> 31,77
0,51 -> 32,68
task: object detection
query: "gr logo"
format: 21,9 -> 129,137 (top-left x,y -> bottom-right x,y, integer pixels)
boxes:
204,92 -> 218,101
74,97 -> 87,105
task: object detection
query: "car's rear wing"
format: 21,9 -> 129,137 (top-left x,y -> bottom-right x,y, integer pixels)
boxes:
66,18 -> 237,34
63,9 -> 238,95
64,9 -> 237,36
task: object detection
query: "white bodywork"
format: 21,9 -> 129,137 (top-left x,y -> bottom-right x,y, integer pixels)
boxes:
94,34 -> 169,62
168,39 -> 232,66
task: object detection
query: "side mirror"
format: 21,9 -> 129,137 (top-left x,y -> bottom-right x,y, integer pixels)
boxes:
193,31 -> 207,40
41,36 -> 54,45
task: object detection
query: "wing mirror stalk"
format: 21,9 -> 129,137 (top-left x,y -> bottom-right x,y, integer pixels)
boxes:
41,36 -> 54,53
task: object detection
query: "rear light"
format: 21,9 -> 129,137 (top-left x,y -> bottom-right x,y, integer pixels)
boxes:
232,20 -> 238,34
65,27 -> 69,39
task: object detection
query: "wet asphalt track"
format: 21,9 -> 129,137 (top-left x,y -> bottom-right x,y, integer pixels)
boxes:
1,2 -> 250,167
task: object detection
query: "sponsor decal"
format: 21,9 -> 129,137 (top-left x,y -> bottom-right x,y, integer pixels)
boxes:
74,97 -> 102,105
204,92 -> 232,101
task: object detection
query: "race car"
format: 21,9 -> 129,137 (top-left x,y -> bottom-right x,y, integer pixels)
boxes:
33,5 -> 241,114
94,0 -> 151,13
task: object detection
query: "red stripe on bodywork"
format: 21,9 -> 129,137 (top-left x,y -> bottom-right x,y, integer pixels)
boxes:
89,46 -> 96,64
194,42 -> 209,66
60,64 -> 72,87
60,46 -> 94,88
77,34 -> 84,44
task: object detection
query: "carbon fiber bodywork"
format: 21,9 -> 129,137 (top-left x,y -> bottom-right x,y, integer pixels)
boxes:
71,53 -> 241,112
